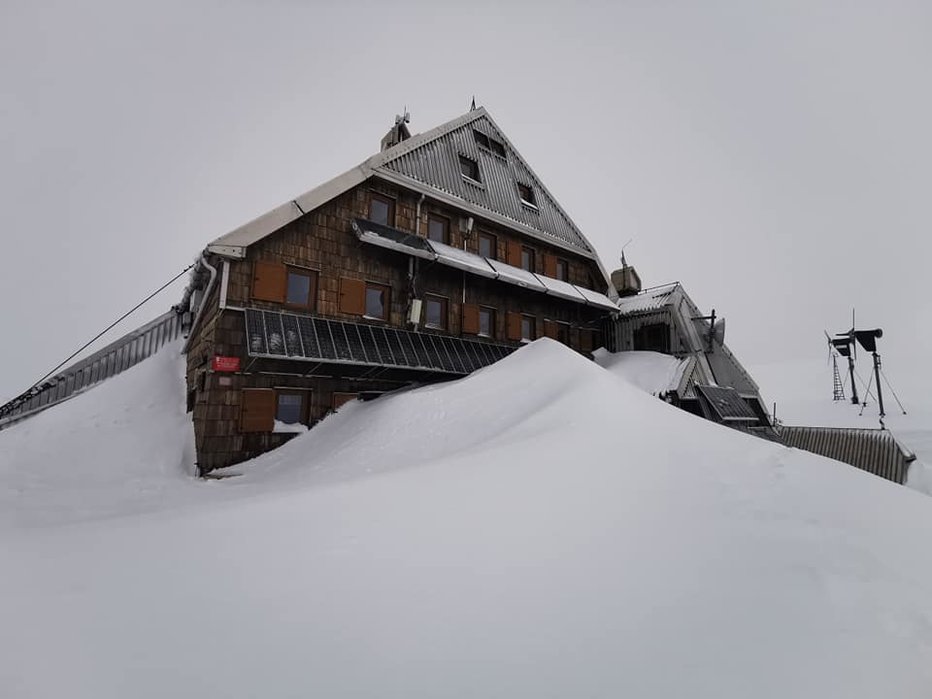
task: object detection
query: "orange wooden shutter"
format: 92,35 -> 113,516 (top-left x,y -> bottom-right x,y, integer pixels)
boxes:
543,319 -> 557,339
506,311 -> 522,341
240,389 -> 275,432
462,304 -> 480,334
331,392 -> 358,410
506,241 -> 522,267
543,254 -> 557,278
252,261 -> 286,302
338,278 -> 366,315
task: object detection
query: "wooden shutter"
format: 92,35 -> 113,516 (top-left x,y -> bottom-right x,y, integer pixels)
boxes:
543,319 -> 557,339
543,254 -> 557,278
240,389 -> 275,432
506,240 -> 522,267
462,304 -> 480,334
580,329 -> 593,353
506,311 -> 522,341
332,392 -> 358,410
338,277 -> 366,315
252,261 -> 286,302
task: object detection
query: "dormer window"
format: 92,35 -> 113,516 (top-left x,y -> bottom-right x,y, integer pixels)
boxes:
473,130 -> 490,149
459,155 -> 481,183
517,183 -> 537,208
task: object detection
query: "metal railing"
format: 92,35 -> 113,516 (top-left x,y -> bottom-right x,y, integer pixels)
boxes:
0,310 -> 183,431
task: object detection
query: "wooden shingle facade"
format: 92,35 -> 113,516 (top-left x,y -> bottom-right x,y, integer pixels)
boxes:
182,108 -> 618,473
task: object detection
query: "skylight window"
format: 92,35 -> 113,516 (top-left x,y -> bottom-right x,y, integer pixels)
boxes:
517,182 -> 537,208
459,155 -> 481,183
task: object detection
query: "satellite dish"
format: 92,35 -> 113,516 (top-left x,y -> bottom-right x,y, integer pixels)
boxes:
711,317 -> 725,345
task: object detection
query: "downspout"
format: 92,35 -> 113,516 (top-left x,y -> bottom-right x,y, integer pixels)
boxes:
182,253 -> 218,353
409,194 -> 426,330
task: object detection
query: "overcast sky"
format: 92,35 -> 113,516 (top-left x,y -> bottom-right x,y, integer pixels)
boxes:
1,0 -> 930,407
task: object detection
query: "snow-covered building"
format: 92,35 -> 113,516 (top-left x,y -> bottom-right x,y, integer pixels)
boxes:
178,106 -> 619,472
603,280 -> 775,437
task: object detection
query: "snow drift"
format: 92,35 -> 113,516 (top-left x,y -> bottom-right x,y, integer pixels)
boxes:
2,340 -> 932,698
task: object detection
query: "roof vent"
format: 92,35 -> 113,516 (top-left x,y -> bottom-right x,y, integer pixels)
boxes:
380,111 -> 411,151
611,251 -> 642,297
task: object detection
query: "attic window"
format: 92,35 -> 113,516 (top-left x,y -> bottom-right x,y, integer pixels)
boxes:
517,183 -> 537,208
473,130 -> 506,158
459,155 -> 481,183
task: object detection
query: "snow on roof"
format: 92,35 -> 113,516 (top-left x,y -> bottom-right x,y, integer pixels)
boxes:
593,348 -> 691,396
615,282 -> 681,314
4,339 -> 932,696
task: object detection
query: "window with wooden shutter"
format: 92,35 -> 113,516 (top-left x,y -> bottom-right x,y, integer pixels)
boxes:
252,261 -> 286,302
240,388 -> 275,432
506,311 -> 523,341
543,254 -> 557,278
506,240 -> 522,267
338,277 -> 367,315
462,303 -> 480,335
543,319 -> 557,339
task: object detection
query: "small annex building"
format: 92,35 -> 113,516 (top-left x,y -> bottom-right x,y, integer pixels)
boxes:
603,280 -> 776,438
178,106 -> 619,472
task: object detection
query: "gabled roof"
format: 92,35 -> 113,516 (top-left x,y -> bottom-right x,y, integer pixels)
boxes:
207,108 -> 610,288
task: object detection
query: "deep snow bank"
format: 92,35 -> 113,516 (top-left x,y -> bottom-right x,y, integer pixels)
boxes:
2,340 -> 932,698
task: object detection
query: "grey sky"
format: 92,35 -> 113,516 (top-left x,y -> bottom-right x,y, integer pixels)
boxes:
1,0 -> 930,405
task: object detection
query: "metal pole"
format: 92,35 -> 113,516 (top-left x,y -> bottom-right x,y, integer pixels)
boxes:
848,355 -> 859,405
873,351 -> 885,421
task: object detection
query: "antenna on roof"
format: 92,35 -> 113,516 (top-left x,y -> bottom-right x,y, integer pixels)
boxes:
470,96 -> 477,111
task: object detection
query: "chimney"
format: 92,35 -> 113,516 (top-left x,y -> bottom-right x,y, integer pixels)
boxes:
380,112 -> 411,151
611,252 -> 642,297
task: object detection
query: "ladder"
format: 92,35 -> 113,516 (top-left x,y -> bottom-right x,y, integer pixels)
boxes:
832,355 -> 846,401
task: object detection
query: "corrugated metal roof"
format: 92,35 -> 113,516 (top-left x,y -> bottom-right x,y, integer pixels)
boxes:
615,283 -> 681,314
779,426 -> 916,484
376,113 -> 592,255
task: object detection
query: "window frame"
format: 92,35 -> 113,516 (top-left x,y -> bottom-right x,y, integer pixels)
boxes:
520,314 -> 536,342
459,154 -> 481,183
284,265 -> 319,311
521,246 -> 535,273
555,258 -> 569,282
364,282 -> 391,322
427,214 -> 450,244
368,193 -> 395,226
517,182 -> 537,208
478,306 -> 496,339
275,389 -> 309,426
423,293 -> 449,331
478,231 -> 497,260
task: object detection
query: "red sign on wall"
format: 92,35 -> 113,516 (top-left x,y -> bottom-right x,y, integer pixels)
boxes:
211,356 -> 241,373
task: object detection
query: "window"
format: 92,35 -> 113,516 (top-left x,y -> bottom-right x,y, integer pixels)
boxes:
427,214 -> 449,244
479,307 -> 496,338
556,322 -> 571,345
365,283 -> 390,320
521,246 -> 535,272
276,390 -> 307,425
474,130 -> 506,157
478,231 -> 497,259
285,267 -> 317,310
369,193 -> 394,226
521,314 -> 536,341
424,294 -> 448,330
633,323 -> 670,353
517,183 -> 537,207
555,259 -> 569,282
459,155 -> 480,182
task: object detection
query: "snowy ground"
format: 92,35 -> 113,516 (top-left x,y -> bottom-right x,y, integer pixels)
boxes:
2,341 -> 932,698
